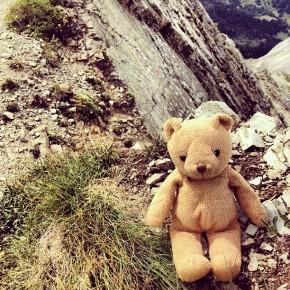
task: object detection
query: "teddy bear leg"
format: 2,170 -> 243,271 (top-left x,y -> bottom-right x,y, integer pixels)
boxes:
207,223 -> 241,282
170,228 -> 211,282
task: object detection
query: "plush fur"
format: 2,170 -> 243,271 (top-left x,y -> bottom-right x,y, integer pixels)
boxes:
145,113 -> 268,282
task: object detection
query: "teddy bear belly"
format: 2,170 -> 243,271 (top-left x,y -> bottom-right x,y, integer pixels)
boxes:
172,190 -> 238,232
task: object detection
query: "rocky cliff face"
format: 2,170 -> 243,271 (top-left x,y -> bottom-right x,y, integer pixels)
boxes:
248,38 -> 290,125
85,0 -> 271,133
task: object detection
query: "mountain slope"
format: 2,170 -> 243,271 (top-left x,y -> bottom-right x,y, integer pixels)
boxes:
248,38 -> 290,124
200,0 -> 290,58
250,37 -> 290,74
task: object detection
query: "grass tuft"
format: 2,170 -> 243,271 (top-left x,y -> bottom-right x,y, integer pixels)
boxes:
6,0 -> 84,43
0,143 -> 184,290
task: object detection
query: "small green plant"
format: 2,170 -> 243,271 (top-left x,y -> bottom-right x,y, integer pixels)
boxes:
6,0 -> 83,43
0,143 -> 184,289
73,92 -> 105,121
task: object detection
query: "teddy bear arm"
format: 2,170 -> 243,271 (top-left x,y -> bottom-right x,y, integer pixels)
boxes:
145,170 -> 180,227
228,168 -> 268,227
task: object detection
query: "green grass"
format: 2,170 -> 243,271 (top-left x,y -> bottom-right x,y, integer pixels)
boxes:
0,143 -> 184,290
6,0 -> 83,43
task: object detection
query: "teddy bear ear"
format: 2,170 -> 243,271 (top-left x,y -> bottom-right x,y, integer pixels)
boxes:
212,113 -> 233,131
163,118 -> 183,140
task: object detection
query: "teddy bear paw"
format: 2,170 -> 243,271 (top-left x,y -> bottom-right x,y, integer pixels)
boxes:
175,255 -> 211,282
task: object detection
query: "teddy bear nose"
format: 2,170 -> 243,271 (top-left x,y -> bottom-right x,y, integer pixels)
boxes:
197,165 -> 207,174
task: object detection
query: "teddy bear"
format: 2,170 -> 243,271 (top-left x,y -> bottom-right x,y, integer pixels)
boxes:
145,113 -> 267,282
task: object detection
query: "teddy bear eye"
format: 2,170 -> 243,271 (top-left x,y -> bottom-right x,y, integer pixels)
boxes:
180,155 -> 186,162
214,149 -> 221,157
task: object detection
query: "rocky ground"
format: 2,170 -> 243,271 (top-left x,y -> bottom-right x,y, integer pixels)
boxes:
0,0 -> 289,290
0,0 -> 146,193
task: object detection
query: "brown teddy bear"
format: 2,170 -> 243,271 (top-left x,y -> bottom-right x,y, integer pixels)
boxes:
145,113 -> 267,282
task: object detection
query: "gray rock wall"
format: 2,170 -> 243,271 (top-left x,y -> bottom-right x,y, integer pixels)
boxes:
87,0 -> 271,133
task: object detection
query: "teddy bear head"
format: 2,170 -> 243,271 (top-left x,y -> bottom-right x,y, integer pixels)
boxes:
163,113 -> 233,180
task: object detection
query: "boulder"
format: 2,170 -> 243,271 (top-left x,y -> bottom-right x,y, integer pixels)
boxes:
246,112 -> 278,135
191,101 -> 240,125
236,127 -> 265,150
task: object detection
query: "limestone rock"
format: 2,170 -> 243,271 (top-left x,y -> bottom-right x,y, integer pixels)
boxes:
260,242 -> 273,252
263,130 -> 290,176
89,0 -> 271,133
248,255 -> 259,272
146,173 -> 166,186
267,258 -> 277,269
245,224 -> 258,236
262,200 -> 280,223
249,177 -> 262,186
155,158 -> 172,168
191,101 -> 240,124
275,217 -> 290,236
236,127 -> 265,150
250,252 -> 266,261
2,111 -> 15,121
131,142 -> 146,151
242,238 -> 255,246
277,284 -> 288,290
273,197 -> 288,215
246,112 -> 277,135
280,253 -> 290,265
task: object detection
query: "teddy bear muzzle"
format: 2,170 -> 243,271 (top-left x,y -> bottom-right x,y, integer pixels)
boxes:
186,163 -> 213,179
197,164 -> 207,174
